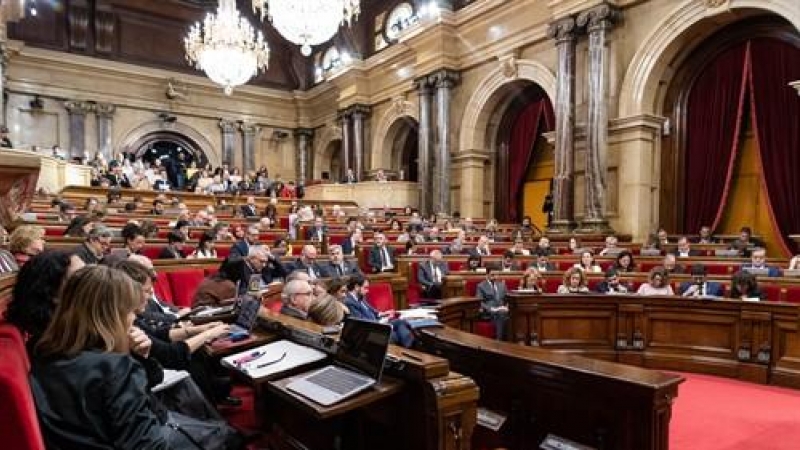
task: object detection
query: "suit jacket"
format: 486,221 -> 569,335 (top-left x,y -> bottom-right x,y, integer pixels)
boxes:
476,279 -> 508,313
305,226 -> 328,241
73,243 -> 101,265
679,281 -> 724,297
417,260 -> 449,288
344,293 -> 380,322
341,238 -> 357,256
532,262 -> 557,272
323,260 -> 361,279
0,249 -> 19,273
240,204 -> 258,218
672,249 -> 701,258
368,245 -> 396,273
468,246 -> 492,258
158,245 -> 183,260
288,259 -> 326,279
740,263 -> 782,277
226,257 -> 287,294
229,240 -> 250,259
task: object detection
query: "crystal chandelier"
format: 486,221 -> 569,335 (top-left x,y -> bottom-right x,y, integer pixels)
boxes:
252,0 -> 360,57
184,0 -> 270,95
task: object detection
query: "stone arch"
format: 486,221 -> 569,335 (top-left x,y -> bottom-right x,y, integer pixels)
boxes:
371,99 -> 418,169
618,0 -> 800,117
313,123 -> 343,180
459,59 -> 556,153
117,120 -> 219,167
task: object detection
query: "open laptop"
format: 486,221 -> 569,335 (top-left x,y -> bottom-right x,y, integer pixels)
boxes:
228,295 -> 261,336
285,318 -> 392,406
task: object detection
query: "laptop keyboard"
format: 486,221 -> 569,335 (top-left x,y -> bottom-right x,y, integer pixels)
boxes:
307,367 -> 368,395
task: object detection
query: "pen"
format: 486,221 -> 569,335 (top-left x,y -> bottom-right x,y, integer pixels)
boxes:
401,351 -> 423,362
234,350 -> 264,366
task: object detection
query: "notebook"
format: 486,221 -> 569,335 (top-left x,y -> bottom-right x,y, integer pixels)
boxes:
229,295 -> 261,335
285,318 -> 392,406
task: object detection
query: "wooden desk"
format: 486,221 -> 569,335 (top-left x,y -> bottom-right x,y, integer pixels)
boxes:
417,325 -> 682,450
248,314 -> 479,450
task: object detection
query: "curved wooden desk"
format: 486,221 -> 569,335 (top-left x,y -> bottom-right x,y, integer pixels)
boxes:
437,294 -> 800,390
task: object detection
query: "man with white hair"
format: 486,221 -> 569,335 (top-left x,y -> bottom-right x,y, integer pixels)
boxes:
257,217 -> 272,231
368,233 -> 396,273
230,245 -> 287,294
323,244 -> 361,279
280,279 -> 314,320
418,249 -> 449,299
288,244 -> 326,280
126,253 -> 191,324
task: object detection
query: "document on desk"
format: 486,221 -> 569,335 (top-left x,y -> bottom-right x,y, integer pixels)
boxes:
222,339 -> 327,379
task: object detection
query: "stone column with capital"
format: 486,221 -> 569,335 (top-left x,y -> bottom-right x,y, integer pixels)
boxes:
95,103 -> 116,159
294,128 -> 314,182
430,69 -> 460,215
240,123 -> 260,174
576,4 -> 619,234
415,76 -> 435,216
547,17 -> 578,233
65,100 -> 92,161
350,104 -> 370,182
219,119 -> 236,166
338,110 -> 352,182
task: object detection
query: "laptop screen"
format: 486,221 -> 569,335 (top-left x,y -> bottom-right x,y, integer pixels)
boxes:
235,295 -> 261,330
336,318 -> 391,381
743,267 -> 770,277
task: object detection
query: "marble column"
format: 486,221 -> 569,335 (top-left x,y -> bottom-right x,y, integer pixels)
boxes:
95,103 -> 115,159
431,69 -> 459,215
415,77 -> 435,216
218,119 -> 236,166
351,105 -> 370,181
240,123 -> 259,174
546,17 -> 578,233
294,128 -> 314,182
338,110 -> 352,181
576,4 -> 618,234
65,100 -> 91,161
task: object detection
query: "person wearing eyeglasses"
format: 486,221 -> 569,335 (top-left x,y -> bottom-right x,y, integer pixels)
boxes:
280,279 -> 315,320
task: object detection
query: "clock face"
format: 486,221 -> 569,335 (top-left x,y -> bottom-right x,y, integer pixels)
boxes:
385,3 -> 416,42
322,47 -> 341,71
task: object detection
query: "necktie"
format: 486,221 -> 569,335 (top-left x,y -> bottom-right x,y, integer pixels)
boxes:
433,263 -> 440,284
308,266 -> 316,280
381,247 -> 390,270
337,264 -> 344,276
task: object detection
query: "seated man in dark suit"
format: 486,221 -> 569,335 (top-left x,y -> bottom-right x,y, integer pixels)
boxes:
680,264 -> 724,297
229,225 -> 260,259
531,250 -> 556,273
341,229 -> 362,257
595,268 -> 630,294
417,249 -> 449,300
729,226 -> 761,257
287,244 -> 326,280
368,232 -> 396,273
694,226 -> 716,244
73,226 -> 113,265
304,217 -> 328,242
492,251 -> 521,272
323,244 -> 361,279
662,253 -> 685,275
344,276 -> 413,347
740,247 -> 782,277
672,236 -> 700,258
158,230 -> 186,259
468,235 -> 492,258
240,195 -> 259,218
476,268 -> 508,341
228,246 -> 287,294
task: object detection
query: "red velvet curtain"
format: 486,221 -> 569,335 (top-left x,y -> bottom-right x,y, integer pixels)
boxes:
748,38 -> 800,254
683,43 -> 750,233
508,97 -> 554,222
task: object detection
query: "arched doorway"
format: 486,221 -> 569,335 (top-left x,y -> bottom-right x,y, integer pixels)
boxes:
319,140 -> 342,182
127,130 -> 208,189
386,117 -> 419,181
660,15 -> 800,255
491,82 -> 554,224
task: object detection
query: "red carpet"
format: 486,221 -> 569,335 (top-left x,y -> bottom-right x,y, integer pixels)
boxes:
670,372 -> 800,450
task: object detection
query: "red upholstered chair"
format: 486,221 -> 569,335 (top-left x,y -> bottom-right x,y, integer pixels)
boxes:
465,279 -> 481,296
43,227 -> 62,237
154,271 -> 174,305
0,323 -> 46,450
167,270 -> 206,308
542,277 -> 561,293
217,245 -> 231,259
760,284 -> 782,302
473,321 -> 496,339
706,264 -> 731,275
367,282 -> 395,312
505,279 -> 520,291
141,246 -> 161,260
784,287 -> 800,304
204,267 -> 219,277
